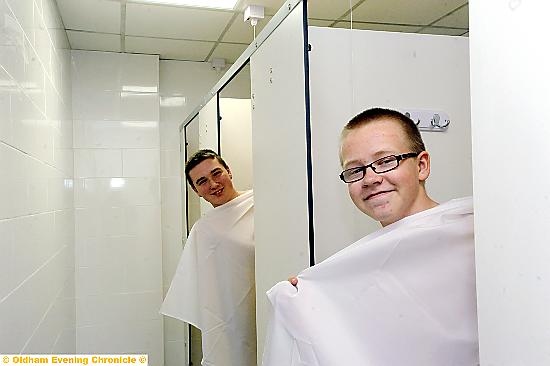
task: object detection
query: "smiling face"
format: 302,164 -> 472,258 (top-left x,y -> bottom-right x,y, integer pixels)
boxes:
188,157 -> 239,207
340,118 -> 436,226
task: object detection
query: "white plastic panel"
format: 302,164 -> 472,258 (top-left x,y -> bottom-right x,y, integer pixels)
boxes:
308,27 -> 472,262
250,3 -> 309,361
181,115 -> 201,366
219,98 -> 253,191
197,96 -> 218,151
470,2 -> 550,365
197,96 -> 219,216
184,115 -> 201,230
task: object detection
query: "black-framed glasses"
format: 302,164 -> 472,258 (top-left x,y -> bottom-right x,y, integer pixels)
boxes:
339,152 -> 420,183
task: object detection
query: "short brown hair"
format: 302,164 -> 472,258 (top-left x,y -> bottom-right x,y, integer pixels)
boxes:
340,108 -> 426,164
185,149 -> 229,189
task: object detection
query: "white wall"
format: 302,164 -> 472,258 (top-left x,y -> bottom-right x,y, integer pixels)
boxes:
0,0 -> 75,352
470,2 -> 550,365
71,51 -> 163,365
308,27 -> 472,262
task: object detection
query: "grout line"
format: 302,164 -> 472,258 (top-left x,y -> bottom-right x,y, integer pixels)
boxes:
49,332 -> 64,354
0,141 -> 73,176
100,290 -> 163,297
65,29 -> 121,36
13,0 -> 66,104
0,209 -> 70,223
20,262 -> 70,353
0,244 -> 67,305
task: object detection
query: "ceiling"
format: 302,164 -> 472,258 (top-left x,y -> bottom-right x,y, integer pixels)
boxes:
56,0 -> 469,64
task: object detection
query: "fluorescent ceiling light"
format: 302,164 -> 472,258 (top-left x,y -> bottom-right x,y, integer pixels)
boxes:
131,0 -> 238,10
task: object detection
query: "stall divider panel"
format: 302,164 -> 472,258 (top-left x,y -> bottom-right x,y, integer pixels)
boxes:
250,2 -> 311,361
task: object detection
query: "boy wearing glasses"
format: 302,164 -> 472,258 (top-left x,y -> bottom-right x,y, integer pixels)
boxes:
267,108 -> 477,366
339,108 -> 439,227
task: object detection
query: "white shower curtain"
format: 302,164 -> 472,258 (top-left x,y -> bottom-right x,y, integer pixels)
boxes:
263,197 -> 478,366
161,190 -> 256,366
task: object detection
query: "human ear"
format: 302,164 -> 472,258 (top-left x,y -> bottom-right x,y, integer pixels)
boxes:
417,151 -> 431,182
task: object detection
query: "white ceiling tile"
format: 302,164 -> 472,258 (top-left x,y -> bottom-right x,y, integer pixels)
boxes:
222,15 -> 272,43
433,4 -> 468,28
55,0 -> 471,58
418,27 -> 467,36
125,36 -> 214,61
334,21 -> 422,33
351,0 -> 467,25
67,31 -> 121,52
56,0 -> 121,33
307,0 -> 362,20
208,43 -> 247,63
126,3 -> 234,41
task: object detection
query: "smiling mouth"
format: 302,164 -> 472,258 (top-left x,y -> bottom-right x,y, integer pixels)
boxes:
211,188 -> 224,196
365,190 -> 392,200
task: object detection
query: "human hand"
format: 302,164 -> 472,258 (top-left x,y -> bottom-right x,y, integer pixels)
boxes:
287,276 -> 298,287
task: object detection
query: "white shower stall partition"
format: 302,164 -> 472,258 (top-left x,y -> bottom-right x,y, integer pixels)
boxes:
176,0 -> 473,363
249,1 -> 311,361
179,96 -> 253,365
249,4 -> 472,360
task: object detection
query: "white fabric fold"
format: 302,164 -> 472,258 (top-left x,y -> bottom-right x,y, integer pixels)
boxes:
263,197 -> 478,366
161,190 -> 256,366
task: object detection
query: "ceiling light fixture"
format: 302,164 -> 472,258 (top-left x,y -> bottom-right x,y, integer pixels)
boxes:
130,0 -> 238,10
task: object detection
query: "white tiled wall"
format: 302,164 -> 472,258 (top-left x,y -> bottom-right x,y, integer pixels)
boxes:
71,51 -> 163,365
0,0 -> 250,360
0,0 -> 75,353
